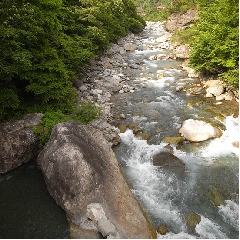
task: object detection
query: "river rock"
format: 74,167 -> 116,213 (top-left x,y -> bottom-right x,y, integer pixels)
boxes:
173,44 -> 190,59
0,113 -> 43,173
185,212 -> 201,231
152,151 -> 185,169
37,121 -> 156,239
179,119 -> 222,142
117,124 -> 127,133
209,189 -> 224,207
157,225 -> 168,235
123,43 -> 137,51
206,84 -> 225,97
162,136 -> 185,144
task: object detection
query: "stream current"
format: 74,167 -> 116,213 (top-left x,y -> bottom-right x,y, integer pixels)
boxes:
112,22 -> 239,239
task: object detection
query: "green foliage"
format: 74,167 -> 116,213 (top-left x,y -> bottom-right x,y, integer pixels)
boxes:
188,0 -> 239,87
34,101 -> 102,146
133,0 -> 198,21
0,0 -> 145,123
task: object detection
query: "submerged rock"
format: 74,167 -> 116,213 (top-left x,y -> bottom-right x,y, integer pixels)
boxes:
157,225 -> 168,235
162,136 -> 185,144
185,212 -> 201,231
179,119 -> 222,142
37,121 -> 156,239
152,151 -> 185,169
0,113 -> 43,173
209,189 -> 225,207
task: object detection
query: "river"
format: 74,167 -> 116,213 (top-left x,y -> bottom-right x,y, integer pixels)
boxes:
111,22 -> 239,239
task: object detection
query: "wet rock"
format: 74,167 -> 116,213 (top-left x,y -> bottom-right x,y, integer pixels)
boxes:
157,73 -> 165,79
185,212 -> 201,231
179,119 -> 222,142
157,225 -> 168,235
118,113 -> 126,119
0,113 -> 43,173
37,121 -> 156,239
135,132 -> 150,140
232,141 -> 239,148
209,189 -> 224,207
117,124 -> 127,133
152,151 -> 185,169
163,145 -> 174,153
162,136 -> 185,144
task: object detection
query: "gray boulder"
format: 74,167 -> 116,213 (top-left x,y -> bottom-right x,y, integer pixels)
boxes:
0,113 -> 43,173
152,151 -> 185,169
37,121 -> 156,239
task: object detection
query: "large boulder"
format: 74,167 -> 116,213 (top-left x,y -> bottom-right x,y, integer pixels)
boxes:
179,119 -> 222,142
152,151 -> 185,170
0,113 -> 43,173
37,121 -> 156,239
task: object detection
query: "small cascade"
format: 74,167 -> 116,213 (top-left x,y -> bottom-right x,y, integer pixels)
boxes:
112,22 -> 239,239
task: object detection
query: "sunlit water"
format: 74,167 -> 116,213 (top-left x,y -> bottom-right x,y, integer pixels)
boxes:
112,22 -> 239,239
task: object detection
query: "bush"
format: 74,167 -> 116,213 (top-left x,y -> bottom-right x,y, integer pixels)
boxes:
34,101 -> 102,146
189,0 -> 239,87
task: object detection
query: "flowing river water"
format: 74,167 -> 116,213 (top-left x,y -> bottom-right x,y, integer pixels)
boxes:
111,22 -> 239,238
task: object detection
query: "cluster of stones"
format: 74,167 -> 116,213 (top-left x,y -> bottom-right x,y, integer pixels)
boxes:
73,33 -> 140,123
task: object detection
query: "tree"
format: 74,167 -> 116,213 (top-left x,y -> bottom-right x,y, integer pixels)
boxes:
189,0 -> 239,87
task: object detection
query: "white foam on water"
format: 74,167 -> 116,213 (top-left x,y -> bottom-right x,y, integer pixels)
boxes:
119,130 -> 188,232
195,215 -> 228,239
196,116 -> 239,164
157,231 -> 196,239
218,200 -> 239,230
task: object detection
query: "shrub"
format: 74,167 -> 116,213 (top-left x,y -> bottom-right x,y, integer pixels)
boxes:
34,101 -> 102,146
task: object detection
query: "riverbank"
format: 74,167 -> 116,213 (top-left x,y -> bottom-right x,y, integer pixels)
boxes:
75,21 -> 238,133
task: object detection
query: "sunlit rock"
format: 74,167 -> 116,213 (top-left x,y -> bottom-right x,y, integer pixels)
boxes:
179,119 -> 222,142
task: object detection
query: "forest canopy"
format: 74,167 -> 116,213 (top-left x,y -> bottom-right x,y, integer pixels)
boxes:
0,0 -> 145,122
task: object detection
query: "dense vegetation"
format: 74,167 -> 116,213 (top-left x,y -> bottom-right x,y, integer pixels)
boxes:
0,0 -> 145,123
189,0 -> 239,86
170,0 -> 239,87
134,0 -> 198,21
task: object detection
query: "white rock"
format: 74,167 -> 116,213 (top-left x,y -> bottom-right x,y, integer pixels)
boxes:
206,84 -> 225,97
86,203 -> 107,222
97,219 -> 116,237
179,119 -> 222,142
